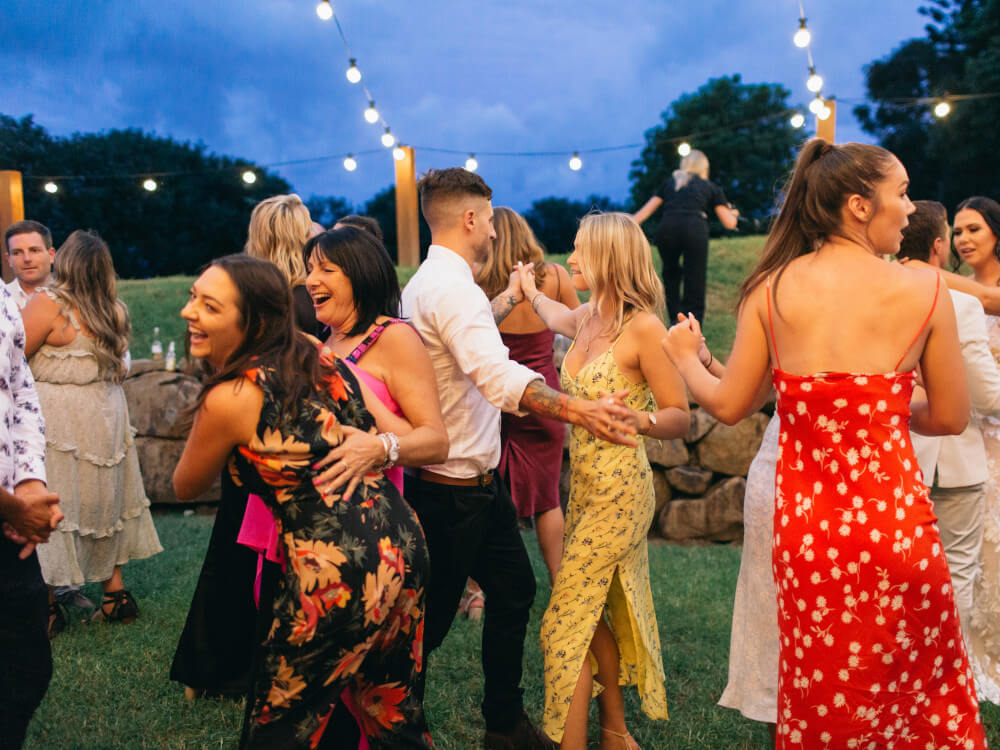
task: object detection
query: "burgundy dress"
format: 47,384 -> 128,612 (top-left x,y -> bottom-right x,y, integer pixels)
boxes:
499,328 -> 565,517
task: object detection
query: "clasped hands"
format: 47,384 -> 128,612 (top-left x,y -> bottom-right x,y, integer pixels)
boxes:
2,480 -> 62,560
661,312 -> 711,367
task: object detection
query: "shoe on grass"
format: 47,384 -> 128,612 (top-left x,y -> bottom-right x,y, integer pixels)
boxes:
483,714 -> 556,750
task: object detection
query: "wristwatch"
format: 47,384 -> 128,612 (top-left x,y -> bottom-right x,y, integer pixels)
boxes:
645,413 -> 657,435
378,432 -> 400,469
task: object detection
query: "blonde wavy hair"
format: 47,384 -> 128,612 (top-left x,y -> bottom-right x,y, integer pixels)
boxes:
244,194 -> 311,286
673,149 -> 710,190
477,206 -> 549,299
575,212 -> 664,335
48,230 -> 130,384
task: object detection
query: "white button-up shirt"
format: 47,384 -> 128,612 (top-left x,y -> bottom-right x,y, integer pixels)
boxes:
5,278 -> 41,311
402,244 -> 542,478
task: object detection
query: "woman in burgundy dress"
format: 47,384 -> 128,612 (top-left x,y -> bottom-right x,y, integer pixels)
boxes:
477,207 -> 580,584
662,140 -> 986,748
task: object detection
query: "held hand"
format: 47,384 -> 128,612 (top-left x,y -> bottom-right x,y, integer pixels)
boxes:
505,262 -> 534,304
6,482 -> 61,544
312,425 -> 385,500
516,261 -> 540,300
661,313 -> 704,363
2,522 -> 39,560
578,390 -> 638,446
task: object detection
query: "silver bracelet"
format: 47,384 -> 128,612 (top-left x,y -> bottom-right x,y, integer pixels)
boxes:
530,292 -> 545,312
376,432 -> 400,470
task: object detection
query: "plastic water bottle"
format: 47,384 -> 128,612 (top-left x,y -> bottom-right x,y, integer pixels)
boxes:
165,341 -> 176,372
151,327 -> 163,361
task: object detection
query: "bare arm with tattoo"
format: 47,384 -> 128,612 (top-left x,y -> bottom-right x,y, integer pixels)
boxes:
518,379 -> 637,446
489,262 -> 534,325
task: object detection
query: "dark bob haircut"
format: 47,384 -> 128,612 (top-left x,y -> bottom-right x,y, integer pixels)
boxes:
302,226 -> 401,337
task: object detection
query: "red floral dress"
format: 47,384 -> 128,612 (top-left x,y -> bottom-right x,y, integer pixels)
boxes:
231,355 -> 432,750
769,280 -> 988,749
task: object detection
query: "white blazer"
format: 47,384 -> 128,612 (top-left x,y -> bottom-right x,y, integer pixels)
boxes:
912,289 -> 1000,487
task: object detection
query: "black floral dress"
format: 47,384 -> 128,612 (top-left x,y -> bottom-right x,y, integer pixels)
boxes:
231,354 -> 432,749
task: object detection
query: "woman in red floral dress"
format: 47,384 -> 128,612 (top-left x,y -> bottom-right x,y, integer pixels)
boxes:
663,139 -> 987,748
173,254 -> 447,749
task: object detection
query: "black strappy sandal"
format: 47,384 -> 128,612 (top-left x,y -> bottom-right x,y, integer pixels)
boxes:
48,600 -> 66,638
90,589 -> 139,624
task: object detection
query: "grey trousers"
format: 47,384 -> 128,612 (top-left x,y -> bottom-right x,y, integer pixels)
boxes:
932,483 -> 986,625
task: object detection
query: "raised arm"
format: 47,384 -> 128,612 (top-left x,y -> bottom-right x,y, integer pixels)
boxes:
934,267 -> 1000,316
489,262 -> 533,325
518,262 -> 588,338
632,195 -> 664,225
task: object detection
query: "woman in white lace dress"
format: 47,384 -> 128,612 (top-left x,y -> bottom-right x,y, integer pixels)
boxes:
952,195 -> 1000,704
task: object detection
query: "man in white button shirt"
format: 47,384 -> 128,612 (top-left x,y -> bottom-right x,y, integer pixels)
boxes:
402,168 -> 635,749
903,200 -> 1000,623
4,221 -> 55,310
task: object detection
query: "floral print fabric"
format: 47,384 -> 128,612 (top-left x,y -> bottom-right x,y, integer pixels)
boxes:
231,354 -> 432,749
772,368 -> 986,749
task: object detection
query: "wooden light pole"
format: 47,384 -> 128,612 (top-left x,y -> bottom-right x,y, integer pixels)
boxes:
394,146 -> 420,268
816,99 -> 836,143
0,170 -> 24,283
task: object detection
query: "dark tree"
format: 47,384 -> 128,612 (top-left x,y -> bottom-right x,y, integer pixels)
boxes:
522,195 -> 624,256
629,75 -> 805,224
306,195 -> 355,229
854,0 -> 1000,210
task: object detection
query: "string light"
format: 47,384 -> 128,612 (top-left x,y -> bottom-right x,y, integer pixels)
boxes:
568,152 -> 582,171
316,0 -> 333,21
793,18 -> 811,48
364,101 -> 379,124
381,128 -> 395,148
464,154 -> 478,172
677,142 -> 692,157
343,154 -> 357,171
393,146 -> 406,161
934,100 -> 951,118
346,58 -> 361,84
241,169 -> 257,184
43,181 -> 58,194
790,113 -> 805,128
817,105 -> 832,121
806,67 -> 823,93
809,94 -> 825,115
142,178 -> 158,192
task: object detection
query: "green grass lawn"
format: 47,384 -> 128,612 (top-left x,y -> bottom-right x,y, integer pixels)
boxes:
26,513 -> 1000,748
120,235 -> 764,364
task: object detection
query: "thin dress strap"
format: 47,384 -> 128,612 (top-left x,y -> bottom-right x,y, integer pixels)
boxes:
893,273 -> 941,372
765,278 -> 781,372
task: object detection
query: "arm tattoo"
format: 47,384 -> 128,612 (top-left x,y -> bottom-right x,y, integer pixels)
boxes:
491,293 -> 519,325
521,379 -> 570,422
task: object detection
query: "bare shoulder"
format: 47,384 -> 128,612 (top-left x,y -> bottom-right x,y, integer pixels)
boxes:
201,376 -> 263,421
629,310 -> 668,340
378,319 -> 426,354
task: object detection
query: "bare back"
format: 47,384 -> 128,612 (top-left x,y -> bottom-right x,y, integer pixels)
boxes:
761,247 -> 941,375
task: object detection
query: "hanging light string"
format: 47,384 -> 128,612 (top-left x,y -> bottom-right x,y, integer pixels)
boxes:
792,0 -> 832,123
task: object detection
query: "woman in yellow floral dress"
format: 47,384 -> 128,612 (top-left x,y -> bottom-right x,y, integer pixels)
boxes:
173,255 -> 448,749
519,213 -> 690,749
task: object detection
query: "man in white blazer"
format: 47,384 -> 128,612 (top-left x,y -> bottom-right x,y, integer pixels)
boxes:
903,200 -> 1000,622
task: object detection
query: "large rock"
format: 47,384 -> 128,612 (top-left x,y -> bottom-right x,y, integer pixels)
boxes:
694,412 -> 770,476
651,468 -> 672,522
135,436 -> 221,505
124,370 -> 202,439
644,438 -> 689,468
686,407 -> 718,443
665,465 -> 713,495
658,476 -> 746,542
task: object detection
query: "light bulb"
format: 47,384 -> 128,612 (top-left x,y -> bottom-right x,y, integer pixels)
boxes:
465,154 -> 478,172
241,170 -> 257,184
934,101 -> 951,118
381,128 -> 395,148
677,142 -> 692,157
346,59 -> 361,84
793,19 -> 811,48
343,155 -> 357,172
790,113 -> 805,129
316,0 -> 333,21
806,70 -> 823,93
568,153 -> 582,171
393,146 -> 406,161
809,95 -> 824,115
143,178 -> 157,192
364,102 -> 379,124
43,181 -> 58,194
818,105 -> 832,121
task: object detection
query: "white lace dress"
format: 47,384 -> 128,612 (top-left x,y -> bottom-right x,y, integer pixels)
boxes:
717,413 -> 780,723
968,314 -> 1000,705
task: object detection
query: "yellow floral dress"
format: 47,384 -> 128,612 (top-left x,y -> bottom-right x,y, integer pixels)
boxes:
232,355 -> 432,749
541,333 -> 668,742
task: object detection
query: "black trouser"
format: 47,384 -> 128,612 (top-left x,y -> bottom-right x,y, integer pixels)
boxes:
404,474 -> 536,733
655,212 -> 710,324
0,559 -> 52,750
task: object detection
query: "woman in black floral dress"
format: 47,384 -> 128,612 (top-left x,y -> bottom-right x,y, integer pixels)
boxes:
173,254 -> 446,749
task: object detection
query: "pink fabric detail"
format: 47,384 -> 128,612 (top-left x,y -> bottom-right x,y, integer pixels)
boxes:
342,360 -> 405,492
237,493 -> 284,606
340,688 -> 370,750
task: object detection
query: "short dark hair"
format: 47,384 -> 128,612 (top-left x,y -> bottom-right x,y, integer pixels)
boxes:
952,196 -> 1000,269
5,220 -> 53,253
418,167 -> 492,226
302,226 -> 401,337
898,200 -> 948,262
335,214 -> 384,243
